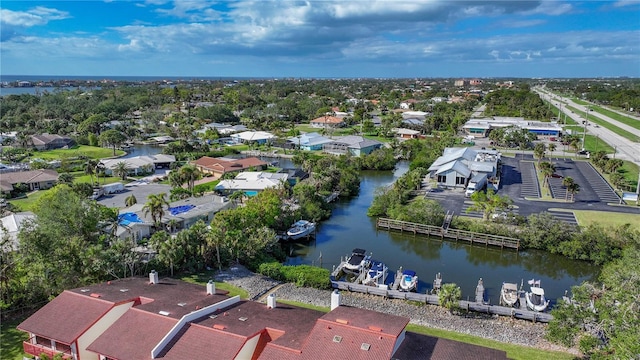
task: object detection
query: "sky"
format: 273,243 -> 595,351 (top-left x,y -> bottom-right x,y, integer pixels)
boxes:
1,0 -> 639,78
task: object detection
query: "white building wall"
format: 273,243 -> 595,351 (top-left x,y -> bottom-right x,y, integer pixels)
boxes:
234,334 -> 260,360
77,301 -> 135,360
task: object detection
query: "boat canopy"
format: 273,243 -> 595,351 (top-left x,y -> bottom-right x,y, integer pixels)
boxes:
531,287 -> 545,295
503,283 -> 518,291
403,270 -> 416,277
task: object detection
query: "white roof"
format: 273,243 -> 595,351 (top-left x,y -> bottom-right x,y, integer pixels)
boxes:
230,131 -> 275,141
215,171 -> 288,191
100,154 -> 175,169
393,128 -> 421,135
0,212 -> 35,250
435,160 -> 471,178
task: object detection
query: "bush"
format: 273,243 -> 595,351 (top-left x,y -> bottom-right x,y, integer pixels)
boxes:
256,263 -> 331,289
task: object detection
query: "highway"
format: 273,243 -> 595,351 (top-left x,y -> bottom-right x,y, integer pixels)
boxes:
534,87 -> 640,167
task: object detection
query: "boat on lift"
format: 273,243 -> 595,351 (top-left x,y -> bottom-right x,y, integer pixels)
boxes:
286,220 -> 316,240
343,248 -> 371,274
363,260 -> 388,286
399,270 -> 418,292
525,279 -> 550,312
500,282 -> 519,307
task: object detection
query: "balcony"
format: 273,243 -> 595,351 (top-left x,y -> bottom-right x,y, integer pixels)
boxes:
23,340 -> 72,359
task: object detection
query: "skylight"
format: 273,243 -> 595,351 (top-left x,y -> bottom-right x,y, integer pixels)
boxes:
361,343 -> 371,351
333,335 -> 342,343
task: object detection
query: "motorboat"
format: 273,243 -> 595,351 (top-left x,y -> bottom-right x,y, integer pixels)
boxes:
343,248 -> 371,274
363,260 -> 388,286
500,282 -> 519,307
399,270 -> 418,292
525,280 -> 550,312
286,220 -> 316,240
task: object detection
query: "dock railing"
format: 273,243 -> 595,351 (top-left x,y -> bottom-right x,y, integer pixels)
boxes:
376,218 -> 520,250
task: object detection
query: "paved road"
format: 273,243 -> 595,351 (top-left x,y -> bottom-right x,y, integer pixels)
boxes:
534,87 -> 640,166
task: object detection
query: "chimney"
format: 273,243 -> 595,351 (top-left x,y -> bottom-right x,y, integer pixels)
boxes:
149,270 -> 159,284
331,289 -> 341,310
206,280 -> 216,295
267,293 -> 277,309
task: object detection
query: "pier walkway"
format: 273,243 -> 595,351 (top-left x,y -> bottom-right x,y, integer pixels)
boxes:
376,218 -> 520,250
330,280 -> 553,323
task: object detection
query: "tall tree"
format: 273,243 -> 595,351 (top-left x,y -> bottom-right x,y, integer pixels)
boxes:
142,193 -> 169,228
113,161 -> 131,181
466,189 -> 513,221
562,176 -> 575,202
98,129 -> 127,156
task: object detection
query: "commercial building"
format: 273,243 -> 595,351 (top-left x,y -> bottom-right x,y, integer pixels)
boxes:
463,117 -> 562,138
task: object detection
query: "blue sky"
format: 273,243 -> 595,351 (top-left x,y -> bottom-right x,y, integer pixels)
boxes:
1,1 -> 639,78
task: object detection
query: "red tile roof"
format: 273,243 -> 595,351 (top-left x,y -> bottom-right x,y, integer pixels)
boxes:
86,308 -> 177,360
17,291 -> 115,344
159,323 -> 246,360
310,116 -> 344,125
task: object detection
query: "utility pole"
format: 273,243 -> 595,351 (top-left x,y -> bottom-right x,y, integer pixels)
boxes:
582,106 -> 589,151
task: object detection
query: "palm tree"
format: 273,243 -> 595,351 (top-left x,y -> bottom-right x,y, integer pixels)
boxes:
467,189 -> 512,221
124,194 -> 137,207
567,182 -> 580,202
548,143 -> 557,154
142,193 -> 169,229
562,176 -> 575,201
84,159 -> 98,187
179,165 -> 201,193
113,161 -> 131,181
539,161 -> 556,188
533,143 -> 546,164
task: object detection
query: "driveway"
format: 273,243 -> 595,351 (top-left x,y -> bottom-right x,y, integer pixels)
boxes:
98,183 -> 171,209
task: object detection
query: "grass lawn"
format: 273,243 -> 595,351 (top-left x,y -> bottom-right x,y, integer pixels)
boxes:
617,161 -> 639,190
583,135 -> 614,154
8,190 -> 47,212
0,315 -> 29,360
30,145 -> 125,161
590,105 -> 640,131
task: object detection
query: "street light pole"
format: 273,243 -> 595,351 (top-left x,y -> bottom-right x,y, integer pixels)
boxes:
582,106 -> 589,151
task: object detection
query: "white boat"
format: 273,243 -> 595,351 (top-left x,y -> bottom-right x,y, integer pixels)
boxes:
363,260 -> 388,286
286,220 -> 316,240
343,248 -> 371,274
525,280 -> 550,312
500,282 -> 519,307
399,270 -> 418,292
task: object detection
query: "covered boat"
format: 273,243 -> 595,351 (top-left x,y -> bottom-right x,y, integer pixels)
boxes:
399,270 -> 418,292
363,260 -> 388,286
500,282 -> 519,307
525,280 -> 550,312
343,248 -> 371,274
286,220 -> 316,240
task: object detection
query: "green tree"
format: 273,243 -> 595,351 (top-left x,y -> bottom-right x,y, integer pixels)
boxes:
178,164 -> 201,193
539,161 -> 556,188
439,283 -> 461,313
98,129 -> 127,156
112,161 -> 131,181
57,172 -> 75,186
84,159 -> 98,187
124,194 -> 137,207
466,189 -> 512,221
562,176 -> 575,202
533,142 -> 546,164
142,193 -> 169,228
567,182 -> 580,202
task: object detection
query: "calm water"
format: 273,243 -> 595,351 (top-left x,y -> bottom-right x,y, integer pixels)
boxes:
126,147 -> 599,304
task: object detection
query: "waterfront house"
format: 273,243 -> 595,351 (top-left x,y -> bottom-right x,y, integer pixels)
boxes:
0,169 -> 59,193
427,147 -> 500,188
191,156 -> 267,179
393,128 -> 422,140
100,154 -> 176,176
287,132 -> 334,151
18,276 -> 507,360
215,171 -> 288,196
229,130 -> 275,145
323,136 -> 383,156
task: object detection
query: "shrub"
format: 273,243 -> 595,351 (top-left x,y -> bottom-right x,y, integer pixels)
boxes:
256,263 -> 331,289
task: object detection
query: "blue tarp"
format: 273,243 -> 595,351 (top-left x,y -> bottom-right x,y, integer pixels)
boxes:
169,204 -> 196,216
118,212 -> 143,226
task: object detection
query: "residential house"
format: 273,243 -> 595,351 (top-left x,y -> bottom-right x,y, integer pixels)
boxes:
323,136 -> 383,157
18,276 -> 508,360
100,154 -> 176,176
30,134 -> 75,150
191,156 -> 267,179
230,130 -> 275,145
0,211 -> 35,251
215,171 -> 288,196
198,122 -> 248,136
0,169 -> 59,193
310,115 -> 345,129
393,128 -> 421,140
427,147 -> 500,188
287,132 -> 334,151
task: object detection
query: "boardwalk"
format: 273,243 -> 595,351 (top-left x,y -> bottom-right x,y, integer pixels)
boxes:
331,280 -> 553,323
376,218 -> 520,250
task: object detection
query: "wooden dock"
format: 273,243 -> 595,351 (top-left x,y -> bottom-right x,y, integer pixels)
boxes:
331,280 -> 552,323
376,218 -> 520,250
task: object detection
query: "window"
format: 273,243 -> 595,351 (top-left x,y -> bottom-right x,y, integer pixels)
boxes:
456,176 -> 466,185
35,336 -> 50,346
437,175 -> 446,183
55,342 -> 71,353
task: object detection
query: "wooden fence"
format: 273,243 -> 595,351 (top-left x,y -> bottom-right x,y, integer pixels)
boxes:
376,218 -> 520,250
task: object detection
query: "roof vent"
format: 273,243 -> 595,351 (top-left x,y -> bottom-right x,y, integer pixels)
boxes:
336,318 -> 349,325
158,311 -> 170,316
213,324 -> 226,330
177,302 -> 187,307
80,289 -> 90,293
149,270 -> 159,284
119,289 -> 129,292
238,317 -> 248,322
361,343 -> 371,351
333,335 -> 342,343
90,293 -> 101,298
368,325 -> 383,332
209,315 -> 218,319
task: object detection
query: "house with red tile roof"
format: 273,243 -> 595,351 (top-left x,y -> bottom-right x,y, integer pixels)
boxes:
18,275 -> 508,360
310,115 -> 345,129
190,156 -> 268,179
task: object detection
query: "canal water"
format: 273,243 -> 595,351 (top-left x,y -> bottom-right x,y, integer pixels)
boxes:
128,146 -> 599,304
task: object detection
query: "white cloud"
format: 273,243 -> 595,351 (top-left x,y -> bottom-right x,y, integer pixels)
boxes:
1,7 -> 70,27
614,0 -> 640,7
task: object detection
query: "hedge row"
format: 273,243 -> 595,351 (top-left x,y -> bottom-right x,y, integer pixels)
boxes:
257,262 -> 331,289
